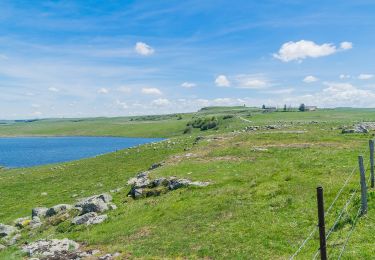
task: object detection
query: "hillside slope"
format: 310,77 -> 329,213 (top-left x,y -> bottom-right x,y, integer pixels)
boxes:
1,108 -> 375,259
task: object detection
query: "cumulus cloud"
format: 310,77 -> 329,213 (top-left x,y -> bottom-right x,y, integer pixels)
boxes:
215,75 -> 230,87
340,74 -> 351,79
152,98 -> 170,106
117,86 -> 132,93
48,87 -> 59,92
303,75 -> 319,83
236,75 -> 269,89
274,40 -> 352,62
340,41 -> 353,50
358,74 -> 374,80
135,42 -> 155,56
33,111 -> 42,116
115,99 -> 128,109
141,87 -> 162,95
181,82 -> 196,88
97,88 -> 109,94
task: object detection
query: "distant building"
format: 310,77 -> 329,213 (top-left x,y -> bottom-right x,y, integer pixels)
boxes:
262,106 -> 277,112
305,106 -> 317,111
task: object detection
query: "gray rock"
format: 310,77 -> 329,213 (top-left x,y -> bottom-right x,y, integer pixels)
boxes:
30,217 -> 42,229
129,188 -> 144,198
148,162 -> 163,170
32,207 -> 48,218
127,172 -> 150,187
22,238 -> 79,258
7,233 -> 21,246
168,178 -> 192,190
0,224 -> 17,238
72,212 -> 108,225
45,204 -> 73,217
75,193 -> 113,214
0,244 -> 6,251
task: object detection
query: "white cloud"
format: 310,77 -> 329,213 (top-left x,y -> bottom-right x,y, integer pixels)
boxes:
117,86 -> 132,93
339,74 -> 351,79
358,74 -> 374,80
97,88 -> 109,94
340,41 -> 353,50
262,88 -> 294,94
303,75 -> 319,83
33,111 -> 42,116
274,40 -> 352,62
236,75 -> 269,89
115,99 -> 128,109
181,82 -> 196,88
215,75 -> 230,87
48,87 -> 59,92
141,87 -> 162,95
135,42 -> 155,56
152,98 -> 170,106
31,104 -> 40,108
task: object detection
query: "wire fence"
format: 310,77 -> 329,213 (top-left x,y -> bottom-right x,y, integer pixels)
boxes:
290,141 -> 373,259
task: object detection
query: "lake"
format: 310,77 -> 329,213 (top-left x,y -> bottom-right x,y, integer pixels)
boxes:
0,136 -> 163,168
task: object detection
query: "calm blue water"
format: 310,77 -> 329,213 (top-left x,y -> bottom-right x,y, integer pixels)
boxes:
0,137 -> 163,168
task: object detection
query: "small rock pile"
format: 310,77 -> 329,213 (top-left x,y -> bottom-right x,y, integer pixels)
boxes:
341,123 -> 370,134
0,193 -> 116,250
22,238 -> 120,259
127,171 -> 210,199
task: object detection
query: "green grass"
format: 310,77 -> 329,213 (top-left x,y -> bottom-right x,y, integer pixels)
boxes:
1,107 -> 375,259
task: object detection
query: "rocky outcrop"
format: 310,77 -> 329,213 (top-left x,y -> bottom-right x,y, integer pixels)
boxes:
22,238 -> 119,259
45,204 -> 73,217
22,238 -> 80,258
0,224 -> 17,238
74,193 -> 114,215
127,173 -> 210,199
32,207 -> 48,218
72,212 -> 108,226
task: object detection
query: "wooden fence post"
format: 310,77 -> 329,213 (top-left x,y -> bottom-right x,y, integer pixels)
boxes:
370,140 -> 374,188
316,186 -> 327,260
358,155 -> 368,214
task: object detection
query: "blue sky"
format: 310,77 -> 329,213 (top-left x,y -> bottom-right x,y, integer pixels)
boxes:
1,0 -> 375,119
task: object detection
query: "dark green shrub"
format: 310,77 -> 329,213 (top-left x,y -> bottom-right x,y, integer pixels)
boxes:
223,115 -> 234,120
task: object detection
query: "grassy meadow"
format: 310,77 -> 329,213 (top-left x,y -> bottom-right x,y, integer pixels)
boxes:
1,107 -> 375,259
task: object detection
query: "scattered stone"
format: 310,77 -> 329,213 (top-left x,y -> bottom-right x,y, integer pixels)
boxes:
75,193 -> 114,215
148,162 -> 163,170
45,204 -> 73,217
127,174 -> 210,199
22,238 -> 79,258
0,244 -> 5,251
127,172 -> 150,187
0,224 -> 17,238
30,216 -> 42,229
40,192 -> 48,196
72,212 -> 108,225
32,207 -> 48,218
71,194 -> 79,198
7,233 -> 21,245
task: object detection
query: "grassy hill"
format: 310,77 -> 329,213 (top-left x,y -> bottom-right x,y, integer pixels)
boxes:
1,107 -> 375,259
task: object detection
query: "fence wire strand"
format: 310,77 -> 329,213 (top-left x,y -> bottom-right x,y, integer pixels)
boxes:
337,206 -> 362,259
290,144 -> 370,259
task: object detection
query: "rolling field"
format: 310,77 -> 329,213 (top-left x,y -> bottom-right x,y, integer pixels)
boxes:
1,107 -> 375,259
